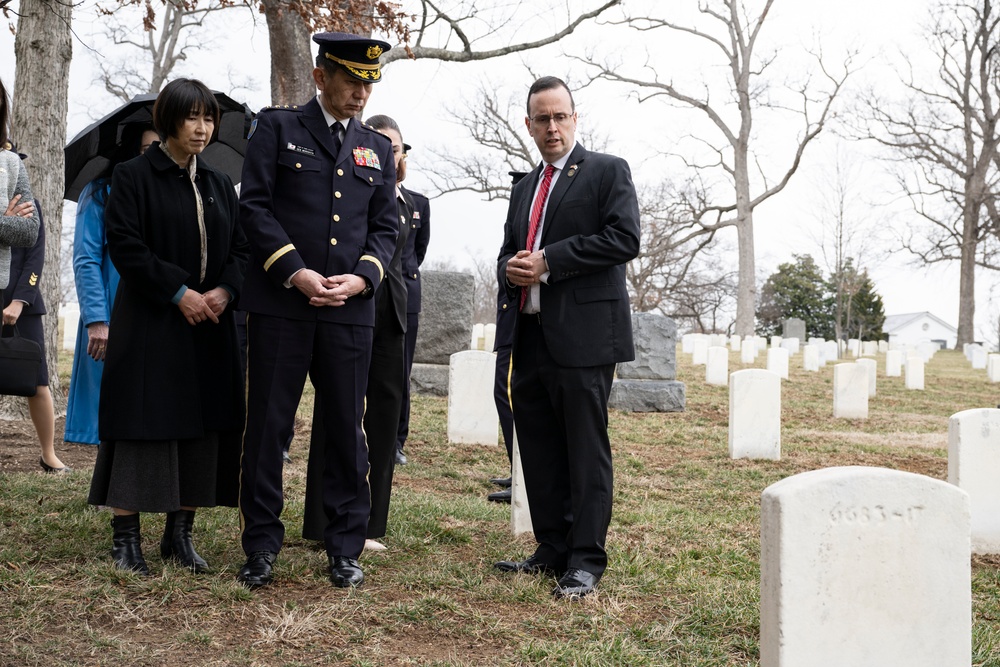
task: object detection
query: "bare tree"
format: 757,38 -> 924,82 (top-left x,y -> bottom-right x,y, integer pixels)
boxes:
96,0 -> 241,101
578,0 -> 854,336
627,178 -> 718,314
862,0 -> 1000,347
807,150 -> 883,343
425,75 -> 609,200
4,0 -> 73,418
666,259 -> 738,334
167,0 -> 622,105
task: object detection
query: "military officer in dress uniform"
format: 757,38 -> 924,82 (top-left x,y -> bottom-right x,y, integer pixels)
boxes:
393,180 -> 430,466
236,31 -> 398,589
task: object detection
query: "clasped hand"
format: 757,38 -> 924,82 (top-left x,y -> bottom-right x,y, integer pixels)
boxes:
291,269 -> 366,307
506,250 -> 546,287
177,287 -> 229,326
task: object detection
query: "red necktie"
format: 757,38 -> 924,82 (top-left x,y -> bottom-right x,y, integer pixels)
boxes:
520,164 -> 555,311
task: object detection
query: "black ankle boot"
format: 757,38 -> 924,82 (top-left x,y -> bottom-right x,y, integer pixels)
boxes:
160,509 -> 210,573
111,513 -> 149,576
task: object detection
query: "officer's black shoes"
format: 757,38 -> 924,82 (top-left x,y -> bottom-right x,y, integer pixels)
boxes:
487,488 -> 512,503
237,551 -> 277,589
329,556 -> 364,588
494,554 -> 560,577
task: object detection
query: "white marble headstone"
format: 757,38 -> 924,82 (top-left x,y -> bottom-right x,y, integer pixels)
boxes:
760,467 -> 971,667
692,337 -> 709,366
856,357 -> 877,397
802,344 -> 819,372
705,346 -> 729,385
766,347 -> 789,380
833,363 -> 868,419
447,350 -> 499,444
905,357 -> 925,390
949,408 -> 1000,554
729,369 -> 780,460
885,349 -> 903,377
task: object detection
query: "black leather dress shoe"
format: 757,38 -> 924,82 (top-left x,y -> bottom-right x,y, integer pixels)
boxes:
494,554 -> 559,576
329,556 -> 364,588
281,451 -> 292,464
395,450 -> 408,466
487,488 -> 512,503
553,568 -> 599,599
237,551 -> 276,589
489,475 -> 512,488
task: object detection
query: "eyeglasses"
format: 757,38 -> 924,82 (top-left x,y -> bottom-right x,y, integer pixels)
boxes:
529,112 -> 575,127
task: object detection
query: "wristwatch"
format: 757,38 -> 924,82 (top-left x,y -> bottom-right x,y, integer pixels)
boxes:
360,281 -> 374,298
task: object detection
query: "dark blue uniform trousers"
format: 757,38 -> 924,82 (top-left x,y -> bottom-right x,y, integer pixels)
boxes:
239,313 -> 373,558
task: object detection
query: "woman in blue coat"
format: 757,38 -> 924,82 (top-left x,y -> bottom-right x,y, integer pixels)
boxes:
64,124 -> 158,445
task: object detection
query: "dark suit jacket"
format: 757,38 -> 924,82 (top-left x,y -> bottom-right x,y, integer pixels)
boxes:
497,143 -> 640,367
399,185 -> 430,315
378,186 -> 411,333
3,199 -> 45,315
238,98 -> 398,325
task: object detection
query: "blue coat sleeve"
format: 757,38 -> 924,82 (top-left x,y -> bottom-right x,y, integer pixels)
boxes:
74,181 -> 114,326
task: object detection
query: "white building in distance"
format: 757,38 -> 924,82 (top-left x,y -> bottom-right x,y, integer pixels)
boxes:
883,312 -> 958,350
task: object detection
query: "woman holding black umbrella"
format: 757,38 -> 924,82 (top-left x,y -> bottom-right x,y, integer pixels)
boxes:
64,123 -> 158,446
87,78 -> 248,576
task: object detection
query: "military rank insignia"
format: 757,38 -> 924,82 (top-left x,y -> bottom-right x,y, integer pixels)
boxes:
353,147 -> 381,170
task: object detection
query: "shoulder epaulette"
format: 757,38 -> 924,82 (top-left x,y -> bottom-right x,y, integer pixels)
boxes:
259,105 -> 302,113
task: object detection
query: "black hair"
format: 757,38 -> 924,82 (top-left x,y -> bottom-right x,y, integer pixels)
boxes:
152,78 -> 220,140
0,78 -> 10,150
365,114 -> 401,139
526,76 -> 575,116
365,114 -> 405,183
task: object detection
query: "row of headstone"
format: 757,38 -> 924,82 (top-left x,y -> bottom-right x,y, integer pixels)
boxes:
469,322 -> 497,352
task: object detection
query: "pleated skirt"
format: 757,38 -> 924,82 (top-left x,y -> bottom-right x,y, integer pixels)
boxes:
87,432 -> 234,512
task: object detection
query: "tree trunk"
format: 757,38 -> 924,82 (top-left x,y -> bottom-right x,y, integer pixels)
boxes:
262,0 -> 314,105
957,200 -> 978,346
2,0 -> 72,421
733,134 -> 755,336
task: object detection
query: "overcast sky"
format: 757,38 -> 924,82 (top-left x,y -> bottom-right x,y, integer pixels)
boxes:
4,0 -> 995,341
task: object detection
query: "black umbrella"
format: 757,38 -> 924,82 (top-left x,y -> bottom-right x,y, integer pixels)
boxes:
63,91 -> 254,202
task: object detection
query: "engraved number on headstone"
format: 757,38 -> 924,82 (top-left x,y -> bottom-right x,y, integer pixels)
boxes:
829,504 -> 925,525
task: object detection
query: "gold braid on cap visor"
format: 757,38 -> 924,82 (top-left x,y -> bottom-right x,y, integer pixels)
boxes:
324,53 -> 382,81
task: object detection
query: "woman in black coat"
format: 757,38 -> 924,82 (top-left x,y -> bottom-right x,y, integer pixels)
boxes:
88,79 -> 248,576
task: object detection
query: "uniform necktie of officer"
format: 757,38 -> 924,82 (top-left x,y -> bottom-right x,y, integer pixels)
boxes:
520,163 -> 556,311
331,122 -> 345,153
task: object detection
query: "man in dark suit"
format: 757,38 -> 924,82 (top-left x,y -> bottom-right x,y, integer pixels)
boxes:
495,76 -> 640,599
236,32 -> 398,590
394,182 -> 430,466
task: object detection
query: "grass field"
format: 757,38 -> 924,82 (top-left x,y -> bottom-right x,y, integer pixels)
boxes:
1,346 -> 999,666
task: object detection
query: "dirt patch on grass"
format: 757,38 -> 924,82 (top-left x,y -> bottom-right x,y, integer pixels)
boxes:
0,417 -> 98,473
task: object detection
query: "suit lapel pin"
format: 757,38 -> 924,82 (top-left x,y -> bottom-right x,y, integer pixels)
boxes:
567,164 -> 578,178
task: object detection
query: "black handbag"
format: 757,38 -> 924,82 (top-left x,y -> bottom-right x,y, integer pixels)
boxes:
0,325 -> 41,397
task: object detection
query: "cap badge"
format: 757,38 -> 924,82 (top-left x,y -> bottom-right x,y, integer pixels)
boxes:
366,45 -> 384,60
